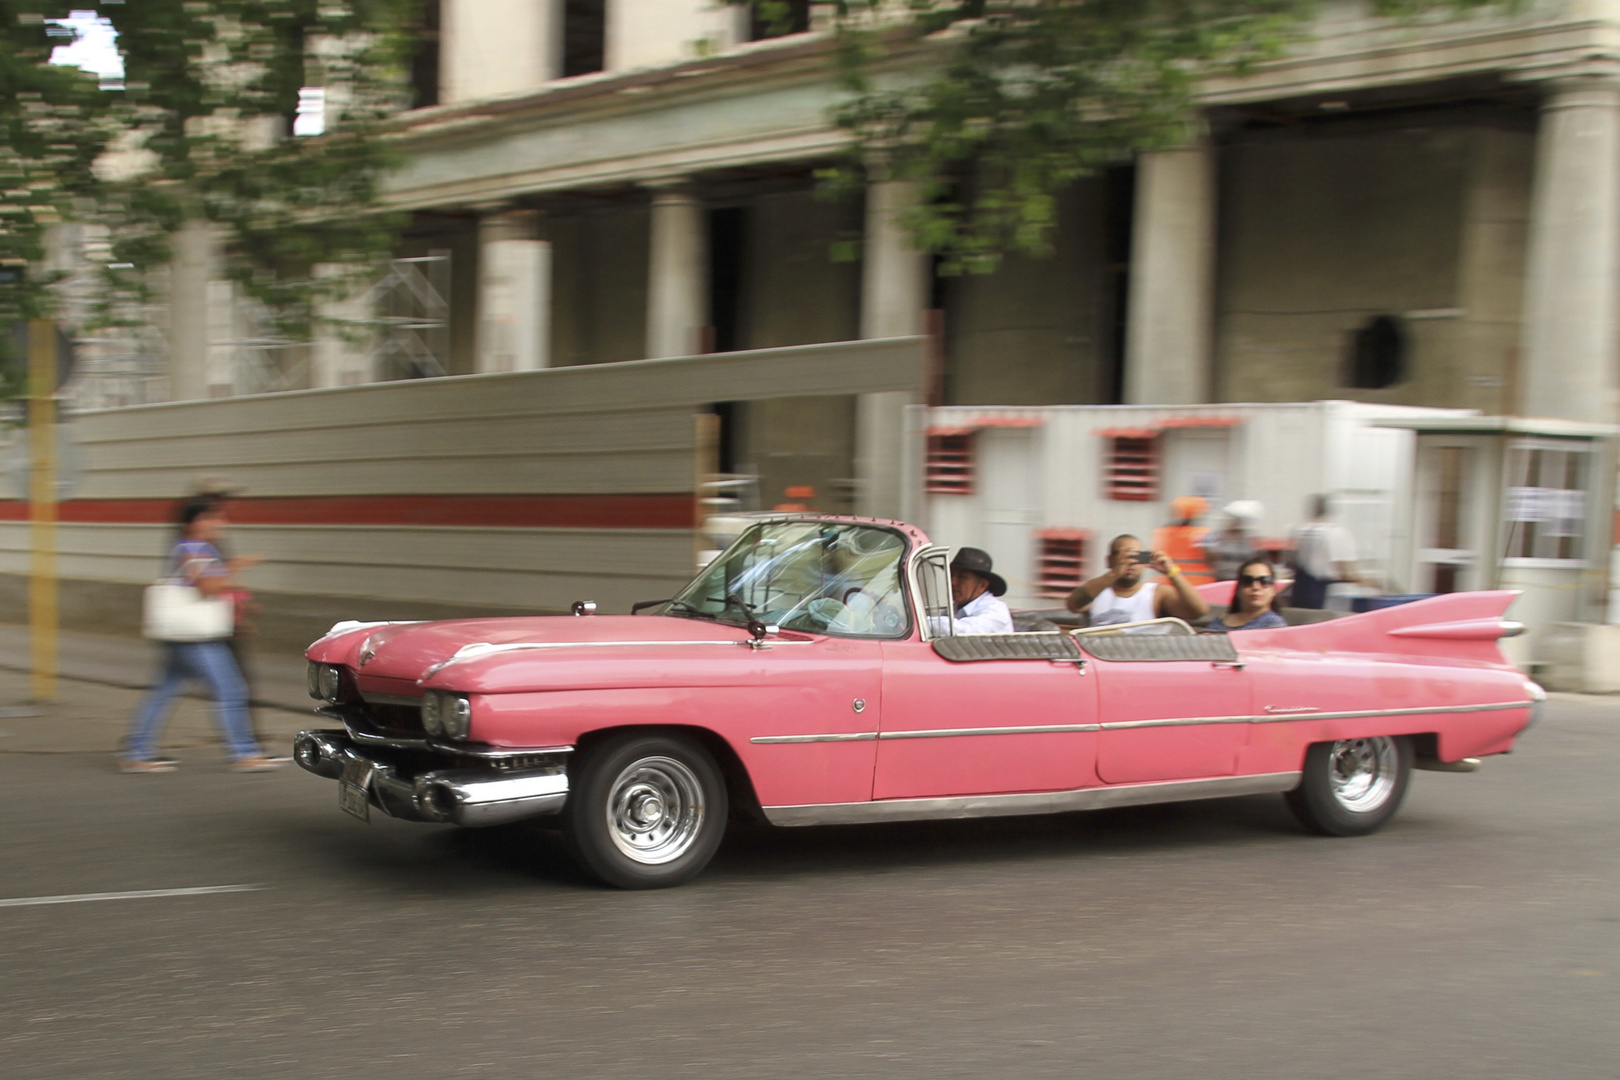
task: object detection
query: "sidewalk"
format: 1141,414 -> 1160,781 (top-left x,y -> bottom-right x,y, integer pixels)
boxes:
0,624 -> 312,712
0,624 -> 319,757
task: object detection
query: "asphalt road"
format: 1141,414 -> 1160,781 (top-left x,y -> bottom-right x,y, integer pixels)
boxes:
3,696 -> 1617,1080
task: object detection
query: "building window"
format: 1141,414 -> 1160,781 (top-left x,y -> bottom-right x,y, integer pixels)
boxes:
750,0 -> 811,39
564,0 -> 605,77
1347,314 -> 1406,389
1104,435 -> 1157,501
409,0 -> 440,109
1036,530 -> 1089,599
926,432 -> 974,494
1505,443 -> 1590,561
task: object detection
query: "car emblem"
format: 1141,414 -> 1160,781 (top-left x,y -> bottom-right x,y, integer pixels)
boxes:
852,699 -> 866,713
358,635 -> 378,667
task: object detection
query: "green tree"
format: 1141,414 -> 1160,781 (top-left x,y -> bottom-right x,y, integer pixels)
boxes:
820,0 -> 1511,273
0,0 -> 428,349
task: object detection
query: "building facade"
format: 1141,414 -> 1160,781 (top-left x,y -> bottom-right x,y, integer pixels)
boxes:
89,1 -> 1620,504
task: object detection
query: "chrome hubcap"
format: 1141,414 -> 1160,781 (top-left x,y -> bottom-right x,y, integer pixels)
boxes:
606,756 -> 705,865
1329,737 -> 1398,812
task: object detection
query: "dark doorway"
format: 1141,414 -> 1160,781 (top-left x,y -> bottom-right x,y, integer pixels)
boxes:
708,206 -> 747,353
1101,164 -> 1136,405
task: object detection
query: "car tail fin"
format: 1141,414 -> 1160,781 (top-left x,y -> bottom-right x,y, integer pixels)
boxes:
1239,591 -> 1523,667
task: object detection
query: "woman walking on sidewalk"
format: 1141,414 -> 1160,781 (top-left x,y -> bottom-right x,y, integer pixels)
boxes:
120,498 -> 283,773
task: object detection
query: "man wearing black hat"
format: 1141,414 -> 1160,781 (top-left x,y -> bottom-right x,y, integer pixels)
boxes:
949,547 -> 1014,634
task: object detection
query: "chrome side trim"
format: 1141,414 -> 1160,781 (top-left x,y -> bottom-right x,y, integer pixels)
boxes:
880,723 -> 1102,739
1100,699 -> 1533,731
763,771 -> 1303,827
1246,699 -> 1532,725
747,700 -> 1534,746
751,732 -> 878,744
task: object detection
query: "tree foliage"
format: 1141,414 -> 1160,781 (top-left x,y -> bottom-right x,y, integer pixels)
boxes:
822,0 -> 1512,273
0,0 -> 428,343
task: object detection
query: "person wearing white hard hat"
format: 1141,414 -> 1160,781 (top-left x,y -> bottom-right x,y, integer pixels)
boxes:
1204,500 -> 1264,582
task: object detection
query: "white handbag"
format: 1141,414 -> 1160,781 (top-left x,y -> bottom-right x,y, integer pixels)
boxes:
142,582 -> 234,642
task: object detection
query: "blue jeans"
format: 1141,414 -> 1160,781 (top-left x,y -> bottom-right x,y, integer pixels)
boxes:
126,641 -> 262,761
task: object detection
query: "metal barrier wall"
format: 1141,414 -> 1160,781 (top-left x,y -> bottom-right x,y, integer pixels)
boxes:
0,338 -> 923,649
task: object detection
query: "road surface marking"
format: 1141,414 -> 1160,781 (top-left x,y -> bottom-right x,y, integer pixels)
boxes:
0,884 -> 262,908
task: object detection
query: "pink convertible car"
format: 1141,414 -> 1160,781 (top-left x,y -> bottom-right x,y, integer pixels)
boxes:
296,516 -> 1541,888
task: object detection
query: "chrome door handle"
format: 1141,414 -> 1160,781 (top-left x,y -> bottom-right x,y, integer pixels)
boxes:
1211,660 -> 1244,670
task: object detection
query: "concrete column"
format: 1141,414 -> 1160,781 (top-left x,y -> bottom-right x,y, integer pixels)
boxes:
645,184 -> 707,359
1520,77 -> 1620,424
860,179 -> 930,339
1123,138 -> 1217,405
167,218 -> 215,401
476,208 -> 550,374
439,0 -> 562,104
857,179 -> 930,518
311,265 -> 375,388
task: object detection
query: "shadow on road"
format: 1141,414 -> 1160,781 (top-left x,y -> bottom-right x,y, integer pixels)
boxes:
291,794 -> 1312,891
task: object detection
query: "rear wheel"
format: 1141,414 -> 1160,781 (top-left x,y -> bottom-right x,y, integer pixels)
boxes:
1285,736 -> 1412,837
564,733 -> 728,889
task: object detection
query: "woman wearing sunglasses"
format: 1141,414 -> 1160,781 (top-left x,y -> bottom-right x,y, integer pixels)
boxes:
1205,558 -> 1288,633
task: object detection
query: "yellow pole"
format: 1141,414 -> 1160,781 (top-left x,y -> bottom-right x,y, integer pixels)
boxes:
28,319 -> 57,702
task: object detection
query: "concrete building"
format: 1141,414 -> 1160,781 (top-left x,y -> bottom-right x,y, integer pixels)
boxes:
135,4 -> 1615,436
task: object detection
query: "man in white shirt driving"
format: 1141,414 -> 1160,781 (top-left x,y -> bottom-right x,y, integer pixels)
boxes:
949,547 -> 1015,634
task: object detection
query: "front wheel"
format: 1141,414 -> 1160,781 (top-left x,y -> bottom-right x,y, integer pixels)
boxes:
564,733 -> 728,889
1285,736 -> 1412,837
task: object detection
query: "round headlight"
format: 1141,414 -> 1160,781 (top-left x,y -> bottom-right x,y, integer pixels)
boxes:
443,695 -> 472,740
421,692 -> 443,736
317,665 -> 342,702
306,661 -> 321,700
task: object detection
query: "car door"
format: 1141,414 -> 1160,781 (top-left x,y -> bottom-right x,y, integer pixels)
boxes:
873,637 -> 1099,800
1085,635 -> 1253,785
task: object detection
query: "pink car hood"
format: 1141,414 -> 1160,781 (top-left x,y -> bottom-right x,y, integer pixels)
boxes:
312,615 -> 777,695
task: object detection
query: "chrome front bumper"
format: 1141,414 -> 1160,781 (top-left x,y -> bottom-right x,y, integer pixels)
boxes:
294,729 -> 570,827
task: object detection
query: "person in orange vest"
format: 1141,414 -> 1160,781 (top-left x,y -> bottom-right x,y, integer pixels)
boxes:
1151,495 -> 1215,586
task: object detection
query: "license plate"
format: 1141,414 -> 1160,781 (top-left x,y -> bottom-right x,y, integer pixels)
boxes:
338,757 -> 373,823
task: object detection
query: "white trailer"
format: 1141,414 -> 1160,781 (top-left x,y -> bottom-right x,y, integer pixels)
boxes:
920,401 -> 1472,610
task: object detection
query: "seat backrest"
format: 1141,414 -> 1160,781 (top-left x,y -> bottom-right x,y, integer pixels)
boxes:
932,633 -> 1082,663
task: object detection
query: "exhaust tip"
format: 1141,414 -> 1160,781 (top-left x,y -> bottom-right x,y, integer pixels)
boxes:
416,780 -> 459,822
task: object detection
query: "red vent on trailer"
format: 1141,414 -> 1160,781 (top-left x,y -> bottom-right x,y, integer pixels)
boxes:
926,431 -> 975,494
1036,528 -> 1089,599
1105,435 -> 1159,501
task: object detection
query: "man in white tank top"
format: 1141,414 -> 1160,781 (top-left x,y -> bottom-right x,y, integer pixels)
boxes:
1066,534 -> 1210,629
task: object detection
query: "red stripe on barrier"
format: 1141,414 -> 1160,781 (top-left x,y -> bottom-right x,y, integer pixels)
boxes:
0,494 -> 696,530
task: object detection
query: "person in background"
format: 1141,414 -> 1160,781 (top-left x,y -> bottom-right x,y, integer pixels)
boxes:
193,480 -> 275,753
1151,495 -> 1214,586
1290,494 -> 1362,609
948,547 -> 1014,634
1203,557 -> 1288,633
1067,534 -> 1210,628
1204,500 -> 1263,582
120,497 -> 282,773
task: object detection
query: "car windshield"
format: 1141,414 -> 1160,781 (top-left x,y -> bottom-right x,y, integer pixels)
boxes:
669,520 -> 911,638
